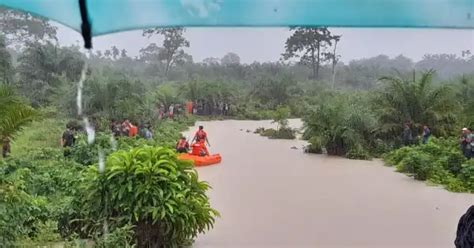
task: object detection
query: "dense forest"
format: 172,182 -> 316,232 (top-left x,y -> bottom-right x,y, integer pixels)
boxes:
1,8 -> 473,247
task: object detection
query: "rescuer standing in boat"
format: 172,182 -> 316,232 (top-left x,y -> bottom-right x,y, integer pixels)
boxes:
192,125 -> 210,156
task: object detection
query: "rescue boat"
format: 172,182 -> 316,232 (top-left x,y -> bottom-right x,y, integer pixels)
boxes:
178,153 -> 222,166
178,142 -> 222,166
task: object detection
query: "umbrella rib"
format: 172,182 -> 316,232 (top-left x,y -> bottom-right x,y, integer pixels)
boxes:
79,0 -> 92,49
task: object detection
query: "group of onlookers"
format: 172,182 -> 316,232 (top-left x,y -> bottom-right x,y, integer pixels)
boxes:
157,101 -> 231,118
402,123 -> 431,146
192,100 -> 230,116
402,123 -> 473,159
110,119 -> 152,140
157,104 -> 185,120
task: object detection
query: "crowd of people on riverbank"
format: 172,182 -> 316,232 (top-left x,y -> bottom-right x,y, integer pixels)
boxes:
110,119 -> 153,140
59,116 -> 214,158
156,101 -> 231,120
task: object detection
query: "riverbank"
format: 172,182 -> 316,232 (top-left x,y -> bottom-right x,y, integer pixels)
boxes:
186,120 -> 473,248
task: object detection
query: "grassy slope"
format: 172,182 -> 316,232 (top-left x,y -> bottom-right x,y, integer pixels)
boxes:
11,118 -> 65,157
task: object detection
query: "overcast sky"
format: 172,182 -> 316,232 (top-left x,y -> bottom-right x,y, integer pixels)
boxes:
56,23 -> 473,64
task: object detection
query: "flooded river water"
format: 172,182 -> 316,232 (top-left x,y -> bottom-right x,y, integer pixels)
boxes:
184,119 -> 473,248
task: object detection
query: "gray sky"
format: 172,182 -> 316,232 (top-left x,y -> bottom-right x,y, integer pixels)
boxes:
56,23 -> 473,63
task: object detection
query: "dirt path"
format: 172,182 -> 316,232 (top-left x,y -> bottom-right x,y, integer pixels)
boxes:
185,120 -> 473,248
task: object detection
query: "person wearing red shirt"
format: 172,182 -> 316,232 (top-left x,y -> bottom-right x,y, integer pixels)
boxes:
192,126 -> 210,145
192,125 -> 210,156
176,137 -> 190,153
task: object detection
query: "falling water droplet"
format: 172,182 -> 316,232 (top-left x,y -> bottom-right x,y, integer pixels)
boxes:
83,117 -> 95,144
76,65 -> 87,116
110,134 -> 117,151
98,149 -> 105,173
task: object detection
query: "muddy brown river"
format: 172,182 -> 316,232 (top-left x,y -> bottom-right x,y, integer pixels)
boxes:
184,120 -> 473,248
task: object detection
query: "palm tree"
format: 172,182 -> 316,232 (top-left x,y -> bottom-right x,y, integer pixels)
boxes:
373,70 -> 458,139
304,95 -> 377,156
0,85 -> 37,156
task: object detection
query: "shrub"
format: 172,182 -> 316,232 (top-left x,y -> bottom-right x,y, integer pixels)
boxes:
303,94 -> 377,157
71,146 -> 218,247
93,224 -> 135,248
383,146 -> 412,166
260,128 -> 276,137
272,106 -> 290,130
1,148 -> 83,244
270,127 -> 295,139
305,136 -> 323,154
254,127 -> 265,134
69,133 -> 115,166
384,137 -> 474,192
445,177 -> 468,193
397,151 -> 432,180
346,146 -> 371,160
439,151 -> 466,175
458,160 -> 474,192
0,161 -> 49,246
259,127 -> 295,139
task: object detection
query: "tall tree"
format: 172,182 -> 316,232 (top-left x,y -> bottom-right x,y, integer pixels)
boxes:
16,42 -> 84,106
111,46 -> 120,60
282,27 -> 333,80
221,52 -> 241,66
0,35 -> 13,84
143,27 -> 190,77
203,57 -> 220,66
373,70 -> 458,138
325,34 -> 341,88
104,49 -> 112,58
120,49 -> 128,58
139,43 -> 162,64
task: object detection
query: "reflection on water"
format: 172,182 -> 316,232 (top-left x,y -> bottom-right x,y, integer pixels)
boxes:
189,119 -> 473,248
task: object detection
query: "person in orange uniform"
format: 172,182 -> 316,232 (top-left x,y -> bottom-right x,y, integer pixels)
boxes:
129,123 -> 138,137
192,125 -> 210,156
176,136 -> 190,153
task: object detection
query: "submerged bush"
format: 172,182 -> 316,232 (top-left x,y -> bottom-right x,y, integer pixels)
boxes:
458,160 -> 474,192
303,94 -> 377,158
397,151 -> 432,180
305,136 -> 323,154
70,146 -> 218,247
259,127 -> 295,139
346,146 -> 371,160
384,138 -> 471,192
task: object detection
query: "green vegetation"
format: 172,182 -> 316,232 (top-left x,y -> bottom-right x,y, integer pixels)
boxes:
256,106 -> 296,139
1,116 -> 216,247
373,70 -> 458,138
70,146 -> 218,247
0,85 -> 37,156
384,138 -> 474,193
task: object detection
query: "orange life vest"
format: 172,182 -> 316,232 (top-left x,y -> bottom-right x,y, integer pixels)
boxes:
177,139 -> 188,149
195,130 -> 207,141
129,125 -> 138,137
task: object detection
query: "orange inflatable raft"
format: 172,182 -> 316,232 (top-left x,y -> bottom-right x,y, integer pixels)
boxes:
178,153 -> 222,166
